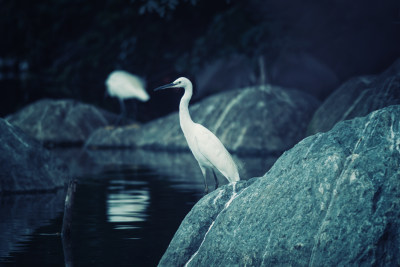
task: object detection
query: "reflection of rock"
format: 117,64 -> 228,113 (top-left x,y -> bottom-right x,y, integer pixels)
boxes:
87,86 -> 319,155
0,190 -> 65,258
85,148 -> 276,192
308,58 -> 400,135
160,105 -> 400,266
6,99 -> 119,145
0,118 -> 68,192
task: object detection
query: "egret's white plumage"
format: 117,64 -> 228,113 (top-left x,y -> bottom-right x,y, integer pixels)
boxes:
105,70 -> 149,122
106,70 -> 149,102
155,77 -> 240,193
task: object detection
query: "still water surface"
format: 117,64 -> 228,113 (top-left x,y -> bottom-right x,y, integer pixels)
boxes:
1,167 -> 201,266
0,148 -> 272,266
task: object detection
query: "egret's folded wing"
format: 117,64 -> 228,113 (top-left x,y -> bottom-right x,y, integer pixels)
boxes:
193,123 -> 238,180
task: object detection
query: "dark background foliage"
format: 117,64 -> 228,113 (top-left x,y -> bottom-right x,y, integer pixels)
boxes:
1,0 -> 399,121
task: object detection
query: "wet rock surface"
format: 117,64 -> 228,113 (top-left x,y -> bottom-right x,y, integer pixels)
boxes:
87,86 -> 320,155
308,58 -> 400,135
159,105 -> 400,266
6,99 -> 118,146
0,118 -> 68,193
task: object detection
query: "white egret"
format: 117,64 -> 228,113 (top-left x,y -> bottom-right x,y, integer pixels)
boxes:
105,70 -> 150,122
154,77 -> 240,193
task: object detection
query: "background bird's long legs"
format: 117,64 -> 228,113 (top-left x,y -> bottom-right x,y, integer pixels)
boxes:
116,98 -> 126,125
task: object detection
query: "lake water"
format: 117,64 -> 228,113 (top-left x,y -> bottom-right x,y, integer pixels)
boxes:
0,148 -> 275,266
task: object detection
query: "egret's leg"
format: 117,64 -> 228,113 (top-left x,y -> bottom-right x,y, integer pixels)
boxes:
132,100 -> 137,121
200,167 -> 208,194
116,99 -> 126,125
120,99 -> 126,117
212,169 -> 219,189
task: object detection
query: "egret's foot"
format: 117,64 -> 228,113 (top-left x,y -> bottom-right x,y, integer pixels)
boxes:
204,186 -> 209,195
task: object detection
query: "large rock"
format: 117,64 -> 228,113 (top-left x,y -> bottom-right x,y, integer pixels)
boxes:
87,86 -> 320,155
6,99 -> 118,145
0,118 -> 67,192
159,105 -> 400,266
308,58 -> 400,135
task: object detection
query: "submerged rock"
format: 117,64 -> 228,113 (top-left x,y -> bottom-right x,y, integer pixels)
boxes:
0,118 -> 67,192
159,105 -> 400,266
308,58 -> 400,135
6,99 -> 118,146
87,85 -> 319,155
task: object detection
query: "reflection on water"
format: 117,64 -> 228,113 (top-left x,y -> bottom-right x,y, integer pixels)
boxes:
107,180 -> 150,229
0,162 -> 203,266
0,190 -> 65,261
1,148 -> 271,266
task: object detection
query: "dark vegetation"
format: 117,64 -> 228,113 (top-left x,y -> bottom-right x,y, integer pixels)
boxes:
1,0 -> 399,121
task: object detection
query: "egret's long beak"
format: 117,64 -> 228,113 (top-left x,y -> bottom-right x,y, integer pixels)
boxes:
154,82 -> 176,91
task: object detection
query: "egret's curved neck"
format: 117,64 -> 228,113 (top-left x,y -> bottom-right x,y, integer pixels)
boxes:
179,83 -> 194,133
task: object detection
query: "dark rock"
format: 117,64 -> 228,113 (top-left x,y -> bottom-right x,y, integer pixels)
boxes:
308,58 -> 400,135
270,52 -> 340,100
195,52 -> 340,101
87,86 -> 320,155
85,124 -> 141,149
6,99 -> 118,146
194,54 -> 255,99
159,180 -> 255,266
0,118 -> 68,192
159,105 -> 400,266
50,147 -> 103,178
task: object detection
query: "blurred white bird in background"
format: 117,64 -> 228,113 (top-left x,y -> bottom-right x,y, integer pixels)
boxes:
155,77 -> 240,193
105,70 -> 150,123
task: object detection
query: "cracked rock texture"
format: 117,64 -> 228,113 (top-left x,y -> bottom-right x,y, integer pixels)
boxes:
159,105 -> 400,266
87,86 -> 319,155
6,99 -> 118,145
308,58 -> 400,135
0,118 -> 68,192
